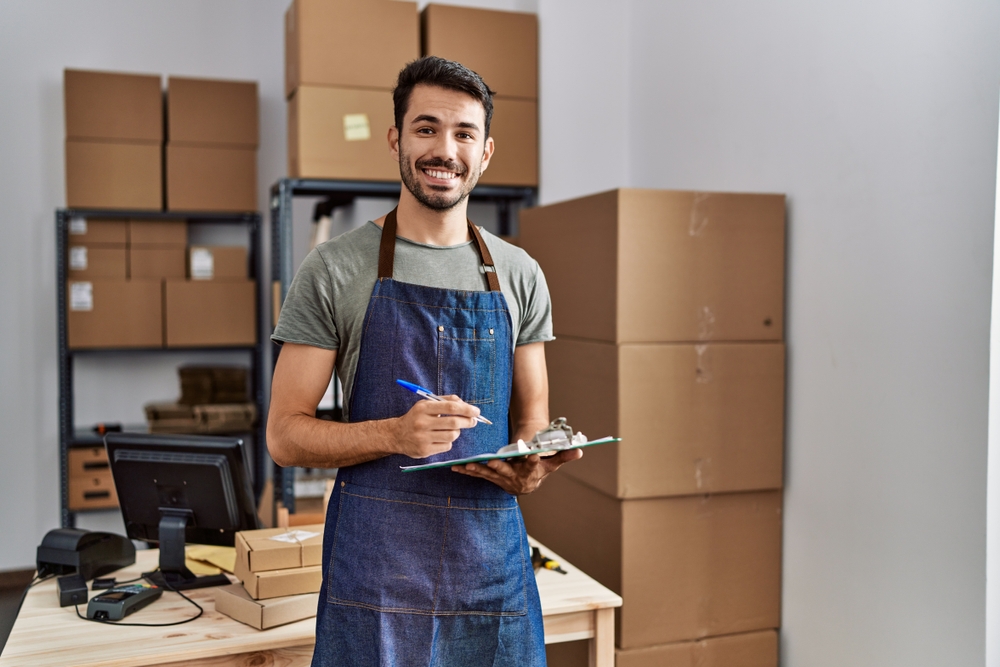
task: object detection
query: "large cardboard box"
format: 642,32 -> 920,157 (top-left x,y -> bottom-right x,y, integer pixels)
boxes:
66,280 -> 163,349
235,526 -> 323,573
129,220 -> 187,245
166,144 -> 257,212
288,86 -> 398,181
67,217 -> 128,245
234,560 -> 323,601
421,4 -> 537,100
164,280 -> 257,347
65,140 -> 162,210
214,584 -> 318,630
478,97 -> 537,187
64,69 -> 162,142
67,244 -> 127,280
615,630 -> 779,667
167,76 -> 258,147
520,473 -> 782,648
188,246 -> 248,280
129,245 -> 187,280
520,189 -> 786,343
548,339 -> 784,499
284,0 -> 419,97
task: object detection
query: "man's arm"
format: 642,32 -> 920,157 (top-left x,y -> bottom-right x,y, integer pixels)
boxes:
452,342 -> 582,494
267,342 -> 482,468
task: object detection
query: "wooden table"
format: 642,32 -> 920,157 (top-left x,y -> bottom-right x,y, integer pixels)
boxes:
0,538 -> 621,667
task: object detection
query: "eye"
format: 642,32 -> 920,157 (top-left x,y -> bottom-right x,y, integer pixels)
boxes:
416,127 -> 434,135
457,132 -> 474,140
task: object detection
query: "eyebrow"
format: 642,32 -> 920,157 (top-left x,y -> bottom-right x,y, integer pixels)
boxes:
410,114 -> 481,132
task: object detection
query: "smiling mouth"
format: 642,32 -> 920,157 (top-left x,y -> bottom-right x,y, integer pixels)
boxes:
423,168 -> 459,181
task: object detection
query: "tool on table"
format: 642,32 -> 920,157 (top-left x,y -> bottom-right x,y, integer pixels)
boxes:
396,379 -> 494,425
531,546 -> 567,575
86,583 -> 163,621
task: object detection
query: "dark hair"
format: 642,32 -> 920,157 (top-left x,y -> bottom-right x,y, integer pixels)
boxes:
393,56 -> 495,138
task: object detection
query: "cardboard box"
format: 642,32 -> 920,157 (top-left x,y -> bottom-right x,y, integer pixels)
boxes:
234,561 -> 323,601
548,339 -> 785,499
164,280 -> 257,347
166,144 -> 257,212
128,220 -> 187,245
66,218 -> 128,245
519,473 -> 782,648
616,630 -> 779,667
167,76 -> 258,147
64,69 -> 162,142
68,471 -> 118,511
478,97 -> 537,186
65,140 -> 162,210
285,0 -> 419,96
129,245 -> 187,280
144,402 -> 257,434
66,280 -> 163,349
67,244 -> 127,280
235,525 -> 323,573
188,246 -> 248,280
422,4 -> 537,100
519,189 -> 786,343
68,447 -> 111,478
214,583 -> 318,630
288,86 -> 398,181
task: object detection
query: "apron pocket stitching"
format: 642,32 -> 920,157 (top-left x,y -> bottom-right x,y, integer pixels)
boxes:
327,598 -> 527,617
372,295 -> 506,313
431,497 -> 451,612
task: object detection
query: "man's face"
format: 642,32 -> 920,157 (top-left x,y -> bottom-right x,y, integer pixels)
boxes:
391,84 -> 494,211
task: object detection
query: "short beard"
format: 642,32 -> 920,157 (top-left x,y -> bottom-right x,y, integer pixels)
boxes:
398,144 -> 481,211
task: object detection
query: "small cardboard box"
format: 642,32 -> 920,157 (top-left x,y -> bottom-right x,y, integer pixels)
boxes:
64,68 -> 163,142
67,447 -> 111,478
68,470 -> 119,511
164,280 -> 257,347
67,244 -> 127,280
288,85 -> 398,182
66,280 -> 163,349
128,220 -> 187,245
284,0 -> 419,96
615,630 -> 779,667
422,4 -> 538,100
166,144 -> 257,213
66,218 -> 128,245
214,583 -> 318,630
235,525 -> 324,573
477,97 -> 537,187
129,245 -> 187,280
520,189 -> 786,344
167,76 -> 258,147
188,246 -> 248,280
234,561 -> 323,601
519,473 -> 782,648
548,339 -> 785,499
65,140 -> 162,211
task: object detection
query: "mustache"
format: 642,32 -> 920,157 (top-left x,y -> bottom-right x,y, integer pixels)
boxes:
415,157 -> 467,175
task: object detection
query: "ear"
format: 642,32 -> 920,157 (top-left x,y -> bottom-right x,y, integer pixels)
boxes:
388,126 -> 400,162
479,136 -> 495,173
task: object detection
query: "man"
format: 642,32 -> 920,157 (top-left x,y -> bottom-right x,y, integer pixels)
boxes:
267,56 -> 580,667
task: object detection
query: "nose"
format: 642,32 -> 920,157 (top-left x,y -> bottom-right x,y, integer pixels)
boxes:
428,131 -> 459,162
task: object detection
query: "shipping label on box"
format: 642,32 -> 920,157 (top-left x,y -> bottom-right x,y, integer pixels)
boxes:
235,525 -> 323,574
214,583 -> 319,630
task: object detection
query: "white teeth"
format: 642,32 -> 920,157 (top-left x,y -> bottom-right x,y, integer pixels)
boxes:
424,169 -> 457,180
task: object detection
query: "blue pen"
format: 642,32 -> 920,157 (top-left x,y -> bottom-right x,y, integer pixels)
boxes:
396,379 -> 493,425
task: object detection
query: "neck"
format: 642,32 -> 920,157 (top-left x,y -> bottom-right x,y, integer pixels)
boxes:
391,187 -> 471,246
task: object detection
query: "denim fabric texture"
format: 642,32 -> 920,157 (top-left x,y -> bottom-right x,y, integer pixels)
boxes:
311,272 -> 546,667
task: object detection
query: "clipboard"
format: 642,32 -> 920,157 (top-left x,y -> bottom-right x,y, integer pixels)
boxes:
399,437 -> 621,472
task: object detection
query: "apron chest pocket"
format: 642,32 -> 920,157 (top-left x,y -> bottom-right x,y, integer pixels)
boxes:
437,327 -> 496,405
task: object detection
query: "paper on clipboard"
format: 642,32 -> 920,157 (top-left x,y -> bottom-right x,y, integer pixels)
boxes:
399,437 -> 621,472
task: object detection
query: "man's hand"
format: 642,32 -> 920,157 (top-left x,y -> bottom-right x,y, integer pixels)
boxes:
393,396 -> 482,459
451,448 -> 583,495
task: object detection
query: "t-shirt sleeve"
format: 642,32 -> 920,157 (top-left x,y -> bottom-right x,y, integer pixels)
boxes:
271,248 -> 340,350
516,260 -> 555,346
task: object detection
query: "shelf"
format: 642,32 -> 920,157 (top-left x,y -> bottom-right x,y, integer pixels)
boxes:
63,208 -> 258,223
67,345 -> 259,356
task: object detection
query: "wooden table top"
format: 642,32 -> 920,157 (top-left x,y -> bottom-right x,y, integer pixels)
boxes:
0,538 -> 621,667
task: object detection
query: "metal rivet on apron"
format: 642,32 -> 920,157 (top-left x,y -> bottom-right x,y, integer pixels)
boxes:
341,481 -> 345,487
438,326 -> 444,332
489,329 -> 494,335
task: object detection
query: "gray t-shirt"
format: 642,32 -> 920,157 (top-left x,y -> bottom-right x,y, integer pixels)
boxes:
272,221 -> 554,419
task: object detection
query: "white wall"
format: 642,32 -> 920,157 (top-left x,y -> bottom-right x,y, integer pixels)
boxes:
987,91 -> 1000,667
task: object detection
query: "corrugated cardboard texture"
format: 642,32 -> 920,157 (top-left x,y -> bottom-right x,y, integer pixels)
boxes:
66,279 -> 163,349
67,219 -> 128,245
520,473 -> 783,648
422,4 -> 537,100
235,561 -> 323,601
129,220 -> 187,245
285,0 -> 419,96
164,280 -> 257,347
167,76 -> 259,147
187,246 -> 248,280
236,525 -> 323,573
548,339 -> 785,498
520,189 -> 785,343
616,630 -> 779,667
288,86 -> 399,181
64,69 -> 162,142
214,583 -> 318,630
129,245 -> 187,280
478,97 -> 537,186
65,141 -> 162,210
166,145 -> 257,212
66,245 -> 127,280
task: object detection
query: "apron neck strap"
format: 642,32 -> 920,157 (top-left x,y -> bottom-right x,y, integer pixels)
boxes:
378,207 -> 502,292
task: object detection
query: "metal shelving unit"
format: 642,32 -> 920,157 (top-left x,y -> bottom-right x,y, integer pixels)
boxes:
56,208 -> 267,528
268,178 -> 537,512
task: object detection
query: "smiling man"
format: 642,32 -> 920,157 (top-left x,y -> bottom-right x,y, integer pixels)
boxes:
267,57 -> 580,666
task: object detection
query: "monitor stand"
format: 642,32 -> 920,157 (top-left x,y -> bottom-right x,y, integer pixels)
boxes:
144,512 -> 231,591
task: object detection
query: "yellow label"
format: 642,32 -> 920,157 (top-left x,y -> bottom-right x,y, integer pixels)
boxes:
343,113 -> 371,142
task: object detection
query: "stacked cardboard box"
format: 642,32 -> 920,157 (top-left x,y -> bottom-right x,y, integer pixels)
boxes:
285,0 -> 419,180
166,76 -> 258,212
518,189 -> 786,665
67,446 -> 118,511
422,4 -> 538,186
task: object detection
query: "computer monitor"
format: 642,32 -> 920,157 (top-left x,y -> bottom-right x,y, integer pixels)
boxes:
104,432 -> 260,590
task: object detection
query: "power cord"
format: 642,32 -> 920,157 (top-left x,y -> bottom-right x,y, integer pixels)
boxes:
74,570 -> 204,627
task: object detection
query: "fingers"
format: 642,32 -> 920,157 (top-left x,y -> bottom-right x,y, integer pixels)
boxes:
421,397 -> 482,420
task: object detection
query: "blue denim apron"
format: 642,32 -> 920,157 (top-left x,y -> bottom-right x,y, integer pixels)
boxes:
311,209 -> 546,667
